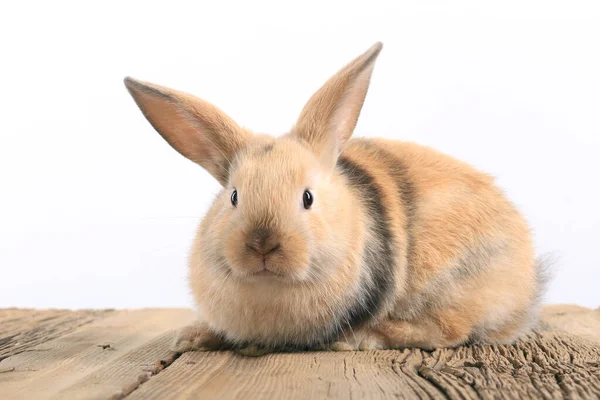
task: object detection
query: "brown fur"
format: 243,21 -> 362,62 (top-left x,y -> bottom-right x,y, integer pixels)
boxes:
124,42 -> 545,353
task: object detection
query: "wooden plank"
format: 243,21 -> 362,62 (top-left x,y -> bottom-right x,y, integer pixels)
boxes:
128,348 -> 453,400
0,309 -> 113,362
53,333 -> 180,400
0,308 -> 194,400
0,305 -> 598,400
127,311 -> 600,400
542,304 -> 600,343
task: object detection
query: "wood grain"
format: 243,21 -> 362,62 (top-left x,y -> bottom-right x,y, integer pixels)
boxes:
0,308 -> 194,400
542,304 -> 600,343
54,332 -> 180,400
0,305 -> 598,400
127,329 -> 600,400
0,309 -> 113,362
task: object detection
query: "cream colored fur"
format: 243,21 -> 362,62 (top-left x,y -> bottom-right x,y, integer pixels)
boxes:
124,42 -> 544,354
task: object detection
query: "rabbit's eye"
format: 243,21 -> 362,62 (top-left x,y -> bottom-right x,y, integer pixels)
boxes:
231,190 -> 238,207
303,190 -> 313,210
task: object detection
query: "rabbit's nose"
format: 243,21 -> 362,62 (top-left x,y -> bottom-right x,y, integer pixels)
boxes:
246,228 -> 281,256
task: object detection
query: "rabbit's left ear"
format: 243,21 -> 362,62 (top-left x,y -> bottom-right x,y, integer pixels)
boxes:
124,78 -> 252,185
292,42 -> 383,168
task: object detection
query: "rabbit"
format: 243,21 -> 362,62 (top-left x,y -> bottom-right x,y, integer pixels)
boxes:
124,42 -> 548,354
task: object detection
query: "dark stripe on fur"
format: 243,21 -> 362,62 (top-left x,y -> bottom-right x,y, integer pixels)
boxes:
363,142 -> 416,270
336,156 -> 396,332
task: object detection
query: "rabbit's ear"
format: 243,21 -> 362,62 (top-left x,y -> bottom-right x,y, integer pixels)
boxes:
292,42 -> 382,168
124,78 -> 251,185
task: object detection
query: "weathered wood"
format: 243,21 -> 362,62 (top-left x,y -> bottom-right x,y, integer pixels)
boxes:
542,304 -> 600,343
0,305 -> 598,400
0,309 -> 113,362
126,330 -> 600,400
0,308 -> 194,400
55,333 -> 180,400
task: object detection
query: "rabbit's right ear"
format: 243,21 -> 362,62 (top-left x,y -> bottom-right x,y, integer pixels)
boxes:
124,78 -> 251,185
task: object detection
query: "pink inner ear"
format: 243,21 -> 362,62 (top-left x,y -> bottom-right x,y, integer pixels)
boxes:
127,81 -> 252,185
327,63 -> 376,145
132,90 -> 207,164
131,88 -> 230,182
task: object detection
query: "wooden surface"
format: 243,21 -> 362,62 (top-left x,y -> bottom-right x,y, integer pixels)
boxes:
0,306 -> 598,400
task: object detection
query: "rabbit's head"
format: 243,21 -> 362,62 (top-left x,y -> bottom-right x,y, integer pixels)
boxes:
124,43 -> 382,285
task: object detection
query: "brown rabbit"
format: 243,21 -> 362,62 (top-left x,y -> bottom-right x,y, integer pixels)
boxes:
124,42 -> 548,353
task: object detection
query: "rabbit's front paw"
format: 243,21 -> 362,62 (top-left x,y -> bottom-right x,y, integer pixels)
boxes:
171,322 -> 222,353
329,340 -> 357,351
329,328 -> 386,351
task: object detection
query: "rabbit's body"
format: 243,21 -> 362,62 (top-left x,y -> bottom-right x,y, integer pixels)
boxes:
124,42 -> 546,353
188,138 -> 540,350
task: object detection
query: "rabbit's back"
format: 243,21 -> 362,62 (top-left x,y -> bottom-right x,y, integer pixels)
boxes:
341,138 -> 541,343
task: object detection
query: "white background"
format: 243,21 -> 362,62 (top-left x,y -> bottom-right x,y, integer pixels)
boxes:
1,1 -> 599,309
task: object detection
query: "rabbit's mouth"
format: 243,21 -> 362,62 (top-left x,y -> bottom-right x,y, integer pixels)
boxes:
251,268 -> 282,278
